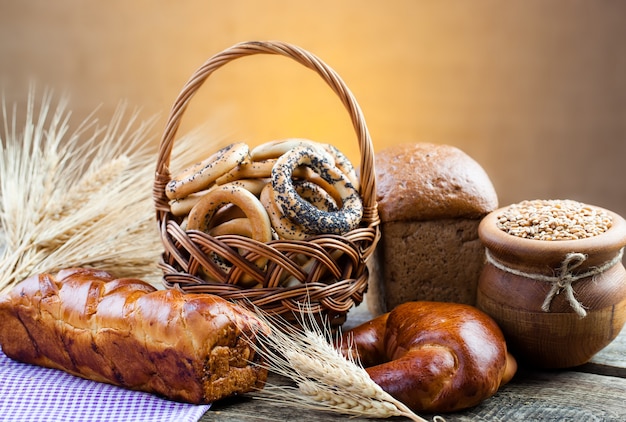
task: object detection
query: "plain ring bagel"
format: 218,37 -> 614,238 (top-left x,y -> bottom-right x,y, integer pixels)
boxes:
339,301 -> 517,413
165,142 -> 249,200
187,184 -> 273,286
187,184 -> 272,245
169,179 -> 267,217
271,145 -> 363,235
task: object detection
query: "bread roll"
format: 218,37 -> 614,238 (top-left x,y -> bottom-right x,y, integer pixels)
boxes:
0,268 -> 267,403
367,142 -> 498,315
339,301 -> 516,413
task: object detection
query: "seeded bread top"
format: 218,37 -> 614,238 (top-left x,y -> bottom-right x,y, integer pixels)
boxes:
374,142 -> 498,222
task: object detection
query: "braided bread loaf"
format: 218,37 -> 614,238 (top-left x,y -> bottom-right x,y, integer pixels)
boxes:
0,268 -> 267,403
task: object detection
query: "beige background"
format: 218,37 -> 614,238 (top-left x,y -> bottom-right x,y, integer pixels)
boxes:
1,0 -> 625,217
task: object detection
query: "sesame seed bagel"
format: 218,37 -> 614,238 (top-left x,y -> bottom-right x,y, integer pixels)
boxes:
166,142 -> 249,200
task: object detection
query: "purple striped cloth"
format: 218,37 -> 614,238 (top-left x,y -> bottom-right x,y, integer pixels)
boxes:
0,348 -> 210,422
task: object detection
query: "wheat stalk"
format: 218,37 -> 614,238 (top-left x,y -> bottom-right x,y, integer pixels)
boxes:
246,305 -> 438,421
0,87 -> 436,420
0,88 -> 162,293
0,86 -> 227,294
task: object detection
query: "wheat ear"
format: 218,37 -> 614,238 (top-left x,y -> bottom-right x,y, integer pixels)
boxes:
245,305 -> 437,421
0,87 -> 229,294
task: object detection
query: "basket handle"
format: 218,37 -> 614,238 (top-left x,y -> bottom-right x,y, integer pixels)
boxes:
154,41 -> 378,227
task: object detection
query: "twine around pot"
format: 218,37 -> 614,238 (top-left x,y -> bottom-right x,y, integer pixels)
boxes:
485,248 -> 625,318
153,41 -> 380,327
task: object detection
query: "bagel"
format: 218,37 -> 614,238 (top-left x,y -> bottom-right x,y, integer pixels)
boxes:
271,145 -> 362,235
250,138 -> 333,163
187,184 -> 272,244
208,217 -> 254,238
260,180 -> 337,240
169,189 -> 210,217
293,179 -> 338,212
260,184 -> 309,240
209,203 -> 247,228
215,159 -> 276,185
170,179 -> 267,217
187,184 -> 273,286
339,301 -> 517,413
322,143 -> 359,190
165,142 -> 249,200
251,138 -> 358,190
291,166 -> 342,206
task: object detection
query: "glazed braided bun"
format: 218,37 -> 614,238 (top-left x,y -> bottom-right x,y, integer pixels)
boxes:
340,301 -> 516,413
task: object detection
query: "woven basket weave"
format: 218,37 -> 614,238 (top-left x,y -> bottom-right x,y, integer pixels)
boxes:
153,41 -> 380,328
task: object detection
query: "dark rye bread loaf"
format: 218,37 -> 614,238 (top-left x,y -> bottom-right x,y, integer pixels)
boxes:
367,142 -> 498,315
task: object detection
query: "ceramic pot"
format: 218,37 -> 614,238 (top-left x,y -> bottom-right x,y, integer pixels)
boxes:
476,204 -> 626,369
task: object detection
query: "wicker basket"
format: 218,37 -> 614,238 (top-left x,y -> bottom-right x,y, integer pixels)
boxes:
153,41 -> 380,328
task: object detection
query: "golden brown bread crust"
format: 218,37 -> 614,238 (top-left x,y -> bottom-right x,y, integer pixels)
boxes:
0,268 -> 268,403
375,142 -> 498,222
340,301 -> 516,413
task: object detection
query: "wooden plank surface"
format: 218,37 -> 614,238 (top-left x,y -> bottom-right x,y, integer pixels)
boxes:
201,299 -> 626,421
205,369 -> 626,422
581,330 -> 626,378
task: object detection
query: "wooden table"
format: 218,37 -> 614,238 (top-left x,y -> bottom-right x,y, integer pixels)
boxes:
204,297 -> 626,422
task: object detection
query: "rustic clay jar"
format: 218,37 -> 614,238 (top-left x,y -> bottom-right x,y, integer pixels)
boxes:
476,203 -> 626,369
